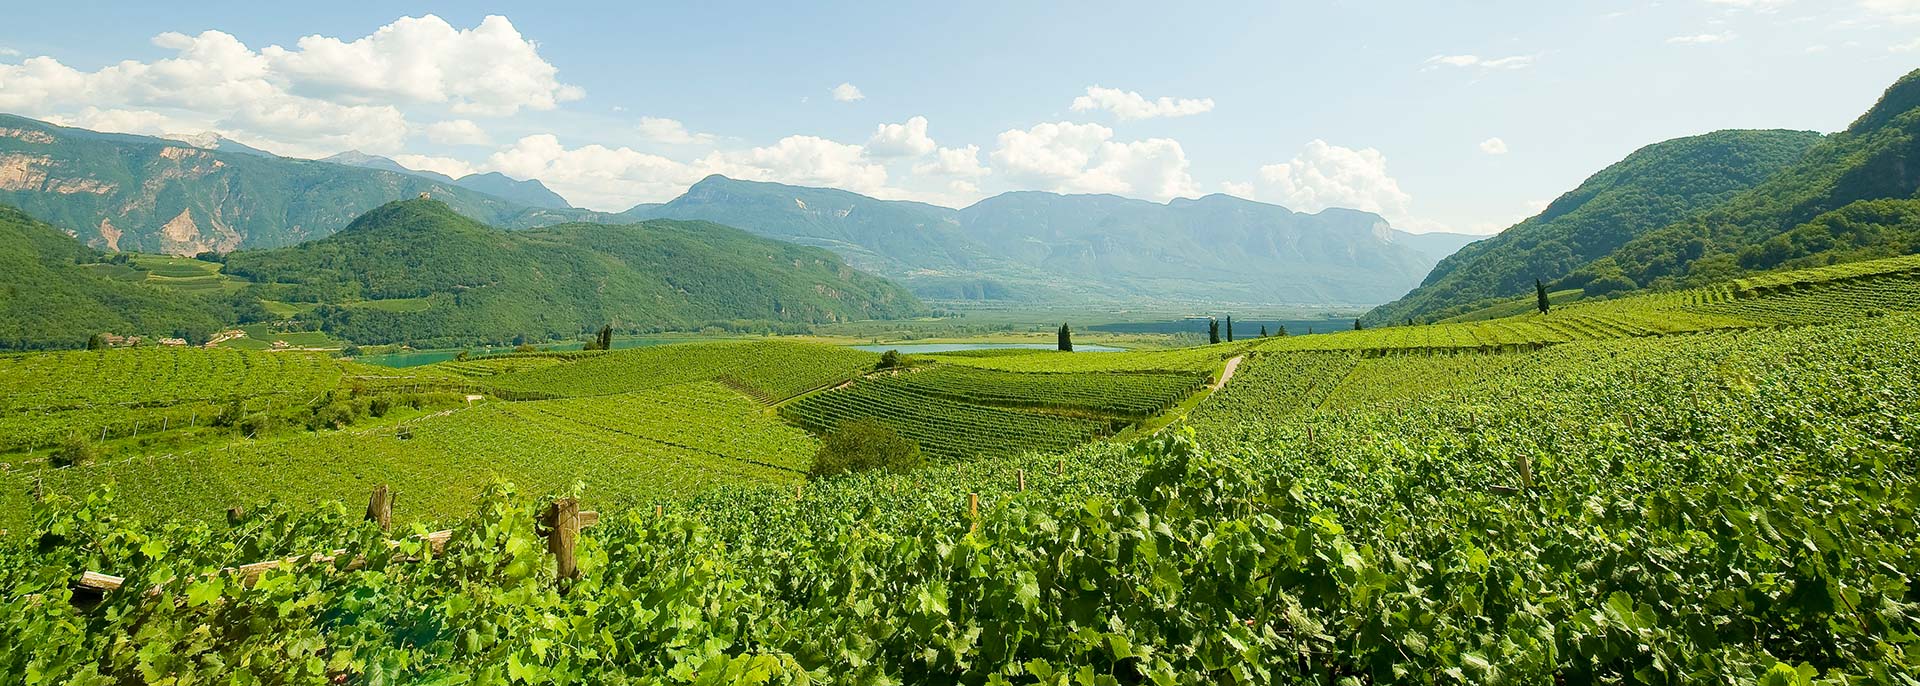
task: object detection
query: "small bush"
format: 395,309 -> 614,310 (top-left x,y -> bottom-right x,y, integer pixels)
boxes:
212,398 -> 245,428
49,434 -> 98,467
809,418 -> 923,479
876,350 -> 903,370
310,400 -> 359,430
239,413 -> 274,438
514,343 -> 537,353
369,397 -> 393,418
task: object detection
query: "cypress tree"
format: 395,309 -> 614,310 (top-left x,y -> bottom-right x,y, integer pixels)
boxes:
1259,325 -> 1268,338
1277,324 -> 1288,337
1535,279 -> 1551,315
1353,319 -> 1363,331
599,325 -> 614,351
1226,316 -> 1234,342
1208,318 -> 1220,345
1057,323 -> 1073,352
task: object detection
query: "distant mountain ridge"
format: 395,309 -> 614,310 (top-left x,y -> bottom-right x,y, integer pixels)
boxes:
621,175 -> 1482,304
322,151 -> 573,210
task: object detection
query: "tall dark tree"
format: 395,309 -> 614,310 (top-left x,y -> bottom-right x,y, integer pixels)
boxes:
1353,319 -> 1363,331
1208,318 -> 1220,345
1057,323 -> 1073,352
1535,279 -> 1551,315
1276,324 -> 1288,337
86,333 -> 108,351
1259,325 -> 1268,338
1225,316 -> 1234,343
598,325 -> 614,351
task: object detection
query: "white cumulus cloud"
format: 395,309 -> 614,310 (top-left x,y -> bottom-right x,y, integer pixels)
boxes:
1247,140 -> 1412,218
991,121 -> 1199,201
423,119 -> 490,146
866,116 -> 937,158
637,117 -> 716,145
1069,86 -> 1215,120
0,14 -> 575,157
1479,137 -> 1509,154
261,15 -> 582,116
913,145 -> 990,179
830,82 -> 864,102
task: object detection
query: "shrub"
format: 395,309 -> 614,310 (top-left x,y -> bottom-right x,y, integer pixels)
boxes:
809,418 -> 923,478
239,413 -> 273,438
49,434 -> 98,467
369,397 -> 393,418
876,349 -> 903,370
212,398 -> 245,428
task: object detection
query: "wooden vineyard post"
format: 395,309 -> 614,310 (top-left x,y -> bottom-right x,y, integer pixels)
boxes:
1518,453 -> 1534,491
655,504 -> 663,519
1056,457 -> 1064,476
795,483 -> 803,500
227,506 -> 246,525
1017,469 -> 1026,492
546,498 -> 580,581
366,485 -> 392,531
968,492 -> 979,533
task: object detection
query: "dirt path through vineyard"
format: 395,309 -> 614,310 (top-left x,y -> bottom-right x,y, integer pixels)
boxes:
1211,355 -> 1244,391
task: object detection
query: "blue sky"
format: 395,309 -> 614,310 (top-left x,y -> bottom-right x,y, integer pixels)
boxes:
2,1 -> 1916,232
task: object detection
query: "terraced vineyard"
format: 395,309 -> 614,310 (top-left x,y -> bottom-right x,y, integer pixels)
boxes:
879,365 -> 1208,418
780,378 -> 1110,461
1,382 -> 812,527
935,344 -> 1244,373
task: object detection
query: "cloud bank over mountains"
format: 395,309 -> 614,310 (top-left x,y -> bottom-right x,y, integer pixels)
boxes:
1,13 -> 1483,230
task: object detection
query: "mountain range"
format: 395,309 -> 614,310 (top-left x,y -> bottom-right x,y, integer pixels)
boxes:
0,113 -> 1480,307
1364,67 -> 1920,324
618,176 -> 1482,304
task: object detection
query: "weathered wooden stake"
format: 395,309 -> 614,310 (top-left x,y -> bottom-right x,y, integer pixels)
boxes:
547,498 -> 580,580
968,492 -> 979,532
162,417 -> 168,432
655,504 -> 663,519
795,483 -> 803,500
366,485 -> 392,531
1518,453 -> 1534,491
1056,457 -> 1065,476
1017,469 -> 1026,492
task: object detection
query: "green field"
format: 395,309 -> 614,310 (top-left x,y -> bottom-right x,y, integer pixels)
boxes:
6,254 -> 1920,683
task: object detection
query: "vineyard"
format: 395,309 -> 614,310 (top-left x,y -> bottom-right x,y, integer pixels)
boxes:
1,382 -> 813,527
6,310 -> 1919,683
485,339 -> 879,403
779,377 -> 1111,461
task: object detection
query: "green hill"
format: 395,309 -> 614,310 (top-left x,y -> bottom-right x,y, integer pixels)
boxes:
219,198 -> 922,346
1580,69 -> 1920,290
1363,129 -> 1822,324
0,204 -> 231,349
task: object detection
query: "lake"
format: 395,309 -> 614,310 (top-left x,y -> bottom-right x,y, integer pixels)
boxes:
851,342 -> 1124,353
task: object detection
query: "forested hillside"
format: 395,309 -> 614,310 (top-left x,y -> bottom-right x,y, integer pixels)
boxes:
1582,68 -> 1920,290
0,204 -> 235,349
220,199 -> 923,346
1364,129 -> 1822,324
